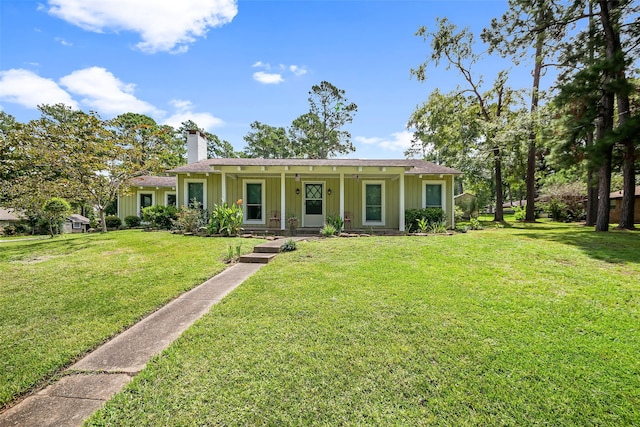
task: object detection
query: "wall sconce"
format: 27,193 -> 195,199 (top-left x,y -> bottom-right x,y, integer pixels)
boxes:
295,173 -> 300,182
327,188 -> 332,195
296,188 -> 300,195
353,174 -> 359,181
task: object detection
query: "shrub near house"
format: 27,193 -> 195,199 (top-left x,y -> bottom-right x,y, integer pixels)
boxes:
405,208 -> 446,232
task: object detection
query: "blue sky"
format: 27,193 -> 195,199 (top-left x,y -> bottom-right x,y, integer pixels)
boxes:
1,0 -> 534,159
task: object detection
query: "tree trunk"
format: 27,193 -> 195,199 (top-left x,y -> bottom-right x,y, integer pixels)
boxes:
616,75 -> 635,229
585,2 -> 598,227
594,0 -> 617,232
526,11 -> 545,222
619,138 -> 636,229
595,144 -> 613,231
585,132 -> 598,226
493,146 -> 504,222
100,208 -> 107,233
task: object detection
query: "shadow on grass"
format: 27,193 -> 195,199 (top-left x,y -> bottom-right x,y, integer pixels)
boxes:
0,232 -> 113,259
512,225 -> 640,264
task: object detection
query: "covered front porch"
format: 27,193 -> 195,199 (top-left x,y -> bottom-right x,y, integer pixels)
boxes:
212,163 -> 409,232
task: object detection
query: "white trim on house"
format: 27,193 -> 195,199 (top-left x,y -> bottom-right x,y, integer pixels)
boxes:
362,180 -> 386,226
243,179 -> 266,225
399,172 -> 405,231
137,191 -> 154,217
184,178 -> 207,208
422,180 -> 446,211
339,173 -> 345,230
280,173 -> 286,231
165,191 -> 176,207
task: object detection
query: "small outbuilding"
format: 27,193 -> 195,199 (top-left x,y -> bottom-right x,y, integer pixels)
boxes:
609,186 -> 640,223
64,214 -> 90,233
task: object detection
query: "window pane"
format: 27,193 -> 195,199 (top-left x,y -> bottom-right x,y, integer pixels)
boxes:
247,205 -> 262,220
247,183 -> 262,205
166,194 -> 176,206
140,194 -> 153,208
425,184 -> 442,207
188,183 -> 204,206
306,184 -> 322,199
306,200 -> 322,215
366,206 -> 381,222
366,184 -> 381,205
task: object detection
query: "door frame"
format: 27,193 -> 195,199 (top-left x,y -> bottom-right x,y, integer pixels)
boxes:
301,181 -> 325,227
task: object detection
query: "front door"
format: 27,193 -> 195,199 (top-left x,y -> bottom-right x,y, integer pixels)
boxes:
303,182 -> 324,227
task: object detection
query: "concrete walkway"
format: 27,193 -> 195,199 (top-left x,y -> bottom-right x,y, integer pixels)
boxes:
0,261 -> 265,427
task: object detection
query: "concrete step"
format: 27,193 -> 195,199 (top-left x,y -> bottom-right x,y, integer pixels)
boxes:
253,244 -> 282,253
239,252 -> 279,264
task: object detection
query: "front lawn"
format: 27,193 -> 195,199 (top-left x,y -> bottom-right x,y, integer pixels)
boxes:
0,230 -> 262,408
87,223 -> 640,426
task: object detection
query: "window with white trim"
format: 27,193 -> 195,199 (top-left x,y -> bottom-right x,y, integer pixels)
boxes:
72,221 -> 82,229
165,192 -> 176,207
362,181 -> 385,225
422,180 -> 446,210
184,179 -> 206,209
138,192 -> 154,216
244,180 -> 265,223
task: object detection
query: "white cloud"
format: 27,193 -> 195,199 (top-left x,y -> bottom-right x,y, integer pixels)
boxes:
253,71 -> 284,85
289,65 -> 308,76
355,136 -> 383,145
355,130 -> 415,152
47,0 -> 238,53
59,67 -> 160,115
0,69 -> 78,109
251,62 -> 307,84
163,99 -> 224,130
55,37 -> 73,46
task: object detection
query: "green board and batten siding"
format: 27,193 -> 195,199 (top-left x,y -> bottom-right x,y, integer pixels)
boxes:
119,173 -> 455,229
118,187 -> 176,219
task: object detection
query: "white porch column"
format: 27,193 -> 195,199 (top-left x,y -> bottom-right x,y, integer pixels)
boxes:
221,172 -> 226,202
281,172 -> 286,231
399,171 -> 405,232
450,176 -> 455,229
339,173 -> 345,229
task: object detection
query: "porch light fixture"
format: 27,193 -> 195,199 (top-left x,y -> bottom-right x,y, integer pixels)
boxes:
296,188 -> 300,195
327,188 -> 332,195
353,174 -> 359,181
295,173 -> 300,182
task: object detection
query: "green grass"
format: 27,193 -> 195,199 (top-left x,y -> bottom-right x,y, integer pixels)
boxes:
0,230 -> 262,408
87,223 -> 640,426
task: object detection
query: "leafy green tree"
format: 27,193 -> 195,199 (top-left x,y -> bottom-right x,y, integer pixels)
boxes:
8,104 -> 144,232
289,81 -> 358,158
112,113 -> 185,173
0,112 -> 19,204
243,121 -> 295,158
42,197 -> 70,237
546,1 -> 639,230
410,18 -> 519,221
482,0 -> 568,222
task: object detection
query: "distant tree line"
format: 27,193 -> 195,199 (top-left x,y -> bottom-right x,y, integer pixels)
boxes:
408,0 -> 639,231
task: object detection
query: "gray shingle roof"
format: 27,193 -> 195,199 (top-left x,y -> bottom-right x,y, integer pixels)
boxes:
67,214 -> 90,224
0,207 -> 23,221
129,176 -> 176,187
610,185 -> 640,199
167,158 -> 462,175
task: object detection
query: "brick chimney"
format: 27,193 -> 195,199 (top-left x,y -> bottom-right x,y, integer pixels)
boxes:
187,130 -> 207,163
